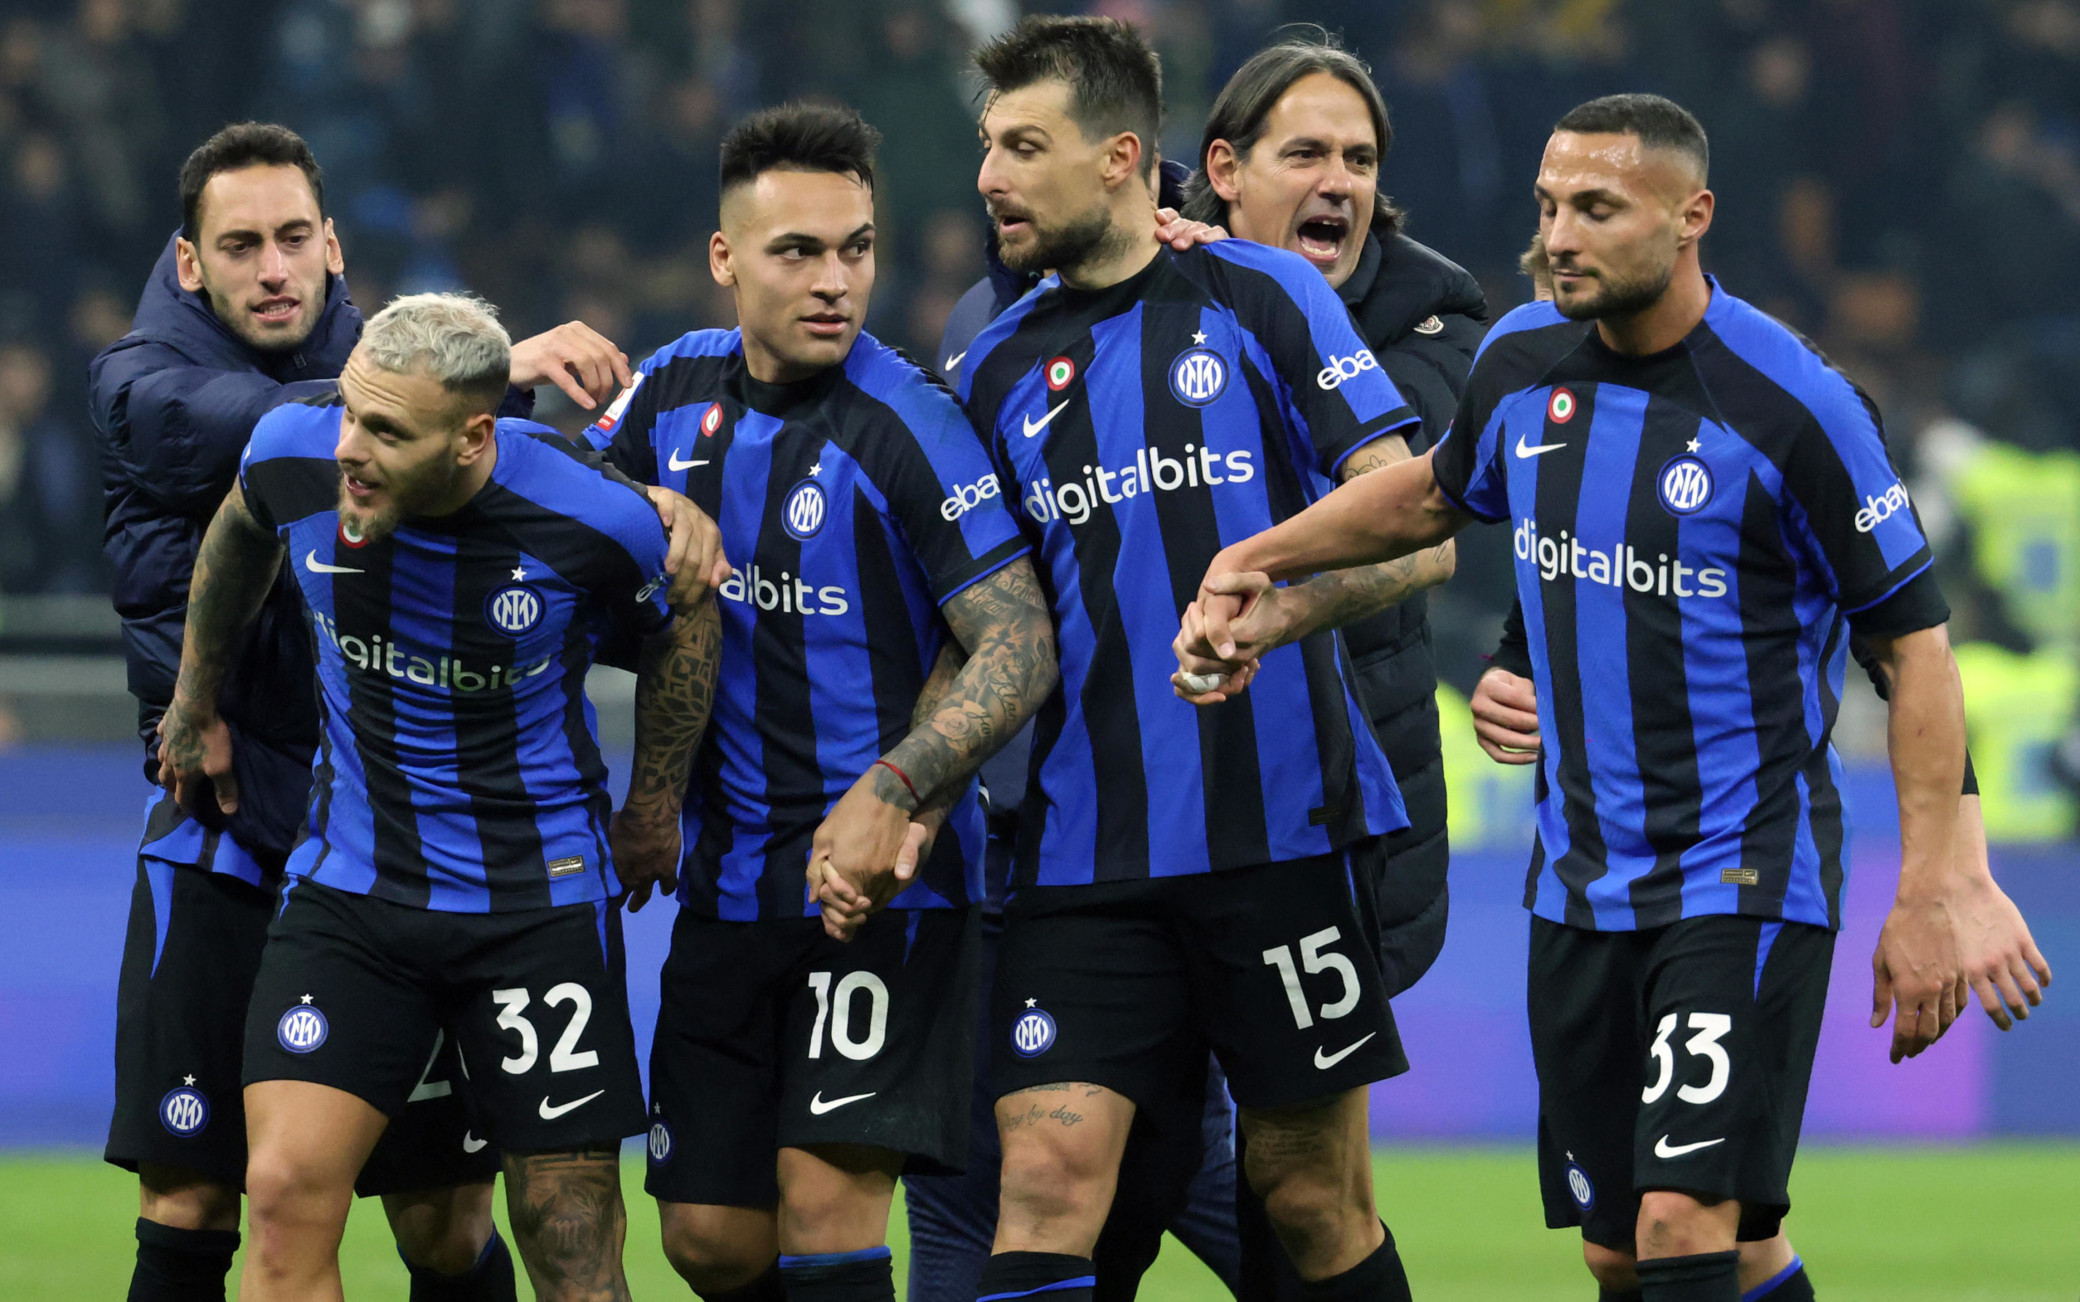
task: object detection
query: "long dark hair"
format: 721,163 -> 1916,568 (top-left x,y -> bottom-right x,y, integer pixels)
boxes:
1179,29 -> 1403,237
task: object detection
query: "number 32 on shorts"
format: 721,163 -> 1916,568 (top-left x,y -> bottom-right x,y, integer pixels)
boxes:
491,985 -> 599,1074
1642,1011 -> 1731,1105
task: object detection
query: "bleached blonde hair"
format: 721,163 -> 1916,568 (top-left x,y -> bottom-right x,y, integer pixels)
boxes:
359,292 -> 511,413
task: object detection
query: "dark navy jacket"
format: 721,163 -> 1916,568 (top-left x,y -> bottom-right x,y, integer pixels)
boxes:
89,234 -> 361,868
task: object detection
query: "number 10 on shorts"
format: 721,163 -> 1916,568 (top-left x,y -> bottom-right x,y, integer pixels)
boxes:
1262,927 -> 1360,1030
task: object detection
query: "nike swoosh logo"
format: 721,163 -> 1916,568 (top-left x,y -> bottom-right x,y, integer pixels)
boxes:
304,550 -> 364,574
538,1089 -> 605,1120
944,350 -> 966,370
1514,433 -> 1567,458
808,1090 -> 877,1115
461,1131 -> 487,1153
667,451 -> 708,471
1023,400 -> 1069,438
1314,1032 -> 1377,1070
1653,1135 -> 1725,1158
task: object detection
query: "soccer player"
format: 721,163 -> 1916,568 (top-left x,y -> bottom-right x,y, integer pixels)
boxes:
956,17 -> 1425,1302
583,105 -> 1056,1302
156,292 -> 710,1302
1178,94 -> 2050,1302
88,121 -> 710,1302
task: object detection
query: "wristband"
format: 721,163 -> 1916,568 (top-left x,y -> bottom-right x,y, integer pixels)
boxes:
873,758 -> 920,809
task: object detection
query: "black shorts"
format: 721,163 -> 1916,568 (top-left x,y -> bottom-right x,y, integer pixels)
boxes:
1528,914 -> 1834,1250
107,860 -> 496,1194
992,849 -> 1406,1111
245,879 -> 645,1153
645,906 -> 981,1207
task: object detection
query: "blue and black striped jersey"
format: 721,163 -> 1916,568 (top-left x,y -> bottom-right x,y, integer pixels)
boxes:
587,329 -> 1028,920
959,241 -> 1417,888
238,401 -> 673,912
1431,279 -> 1948,932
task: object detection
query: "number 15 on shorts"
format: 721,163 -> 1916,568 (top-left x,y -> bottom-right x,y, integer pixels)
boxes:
1263,927 -> 1360,1029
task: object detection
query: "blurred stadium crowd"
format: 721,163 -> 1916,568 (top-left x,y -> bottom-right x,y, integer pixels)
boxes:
1,0 -> 2077,826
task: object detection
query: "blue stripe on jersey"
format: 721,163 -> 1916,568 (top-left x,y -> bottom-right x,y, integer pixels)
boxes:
379,528 -> 476,913
844,337 -> 1012,568
1571,388 -> 1652,929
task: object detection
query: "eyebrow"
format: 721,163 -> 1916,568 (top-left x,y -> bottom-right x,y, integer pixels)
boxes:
1282,135 -> 1376,157
1535,183 -> 1625,206
214,218 -> 315,245
765,221 -> 876,251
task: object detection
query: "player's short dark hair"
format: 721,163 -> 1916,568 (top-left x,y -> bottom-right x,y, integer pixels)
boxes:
179,122 -> 326,242
718,102 -> 881,201
973,15 -> 1163,179
1554,94 -> 1709,180
1179,28 -> 1402,235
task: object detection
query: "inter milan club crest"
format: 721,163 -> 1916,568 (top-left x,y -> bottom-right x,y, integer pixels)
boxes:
1045,356 -> 1076,392
1169,345 -> 1228,407
1564,1155 -> 1596,1211
1010,1002 -> 1057,1058
647,1117 -> 674,1165
486,584 -> 544,635
782,478 -> 828,541
277,1000 -> 328,1054
1548,387 -> 1577,423
159,1083 -> 210,1137
1657,454 -> 1715,516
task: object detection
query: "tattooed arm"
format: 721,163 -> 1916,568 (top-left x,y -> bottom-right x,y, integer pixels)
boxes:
611,597 -> 722,912
158,480 -> 286,817
1171,434 -> 1454,702
808,557 -> 1057,938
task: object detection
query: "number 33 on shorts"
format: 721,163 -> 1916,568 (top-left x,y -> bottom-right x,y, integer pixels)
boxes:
1642,1011 -> 1732,1105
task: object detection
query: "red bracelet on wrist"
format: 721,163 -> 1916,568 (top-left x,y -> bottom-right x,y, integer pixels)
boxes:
873,758 -> 920,808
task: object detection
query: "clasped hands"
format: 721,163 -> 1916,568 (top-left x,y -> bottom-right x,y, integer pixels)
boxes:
1170,564 -> 1294,705
805,769 -> 944,942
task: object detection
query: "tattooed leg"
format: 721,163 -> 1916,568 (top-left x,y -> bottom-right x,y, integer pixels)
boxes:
990,1083 -> 1135,1257
1238,1087 -> 1384,1280
503,1145 -> 630,1302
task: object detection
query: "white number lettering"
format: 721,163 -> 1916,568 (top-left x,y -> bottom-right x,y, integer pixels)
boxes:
1262,945 -> 1312,1029
830,972 -> 889,1061
544,982 -> 599,1073
493,989 -> 538,1074
1678,1013 -> 1733,1104
407,1030 -> 453,1102
807,972 -> 832,1060
1642,1013 -> 1678,1103
1300,927 -> 1360,1021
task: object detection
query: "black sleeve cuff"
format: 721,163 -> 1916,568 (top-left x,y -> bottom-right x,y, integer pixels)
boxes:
1844,566 -> 1949,641
496,385 -> 537,420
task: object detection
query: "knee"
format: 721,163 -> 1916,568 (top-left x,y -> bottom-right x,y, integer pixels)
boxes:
1582,1241 -> 1638,1292
997,1132 -> 1114,1225
386,1183 -> 496,1276
660,1211 -> 773,1295
138,1167 -> 242,1233
242,1148 -> 316,1229
1637,1190 -> 1736,1257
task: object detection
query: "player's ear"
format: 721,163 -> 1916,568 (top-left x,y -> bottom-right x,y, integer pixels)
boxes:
1206,139 -> 1243,204
322,218 -> 345,275
1678,187 -> 1715,248
1101,130 -> 1144,192
176,236 -> 205,293
709,229 -> 735,288
456,410 -> 497,463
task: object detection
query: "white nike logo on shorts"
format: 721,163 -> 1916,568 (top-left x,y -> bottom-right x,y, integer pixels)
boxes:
1653,1135 -> 1725,1158
538,1090 -> 605,1120
304,550 -> 364,574
1023,400 -> 1069,438
808,1090 -> 877,1115
461,1131 -> 488,1153
1314,1032 -> 1376,1070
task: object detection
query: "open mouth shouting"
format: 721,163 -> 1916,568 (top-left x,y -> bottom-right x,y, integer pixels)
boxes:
1293,210 -> 1352,269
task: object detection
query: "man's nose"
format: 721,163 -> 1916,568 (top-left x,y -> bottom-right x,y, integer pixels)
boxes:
260,239 -> 291,287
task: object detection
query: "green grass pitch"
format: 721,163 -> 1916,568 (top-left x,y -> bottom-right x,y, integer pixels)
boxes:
4,1144 -> 2073,1299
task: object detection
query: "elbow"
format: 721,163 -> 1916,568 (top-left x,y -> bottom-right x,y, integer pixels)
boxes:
1024,628 -> 1062,715
1426,537 -> 1457,588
